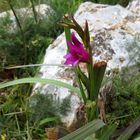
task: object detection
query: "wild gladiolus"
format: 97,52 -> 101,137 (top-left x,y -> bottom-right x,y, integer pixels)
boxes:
64,32 -> 90,66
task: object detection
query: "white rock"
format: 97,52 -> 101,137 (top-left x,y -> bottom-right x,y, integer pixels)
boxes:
35,0 -> 140,128
0,4 -> 52,31
0,4 -> 51,17
127,0 -> 140,14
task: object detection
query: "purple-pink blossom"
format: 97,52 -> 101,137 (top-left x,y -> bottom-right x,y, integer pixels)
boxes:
64,32 -> 90,66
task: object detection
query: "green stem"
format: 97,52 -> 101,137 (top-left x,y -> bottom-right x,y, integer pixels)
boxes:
75,68 -> 87,104
77,66 -> 90,95
8,0 -> 23,35
7,0 -> 27,64
15,114 -> 21,135
26,120 -> 32,140
30,0 -> 38,24
89,102 -> 98,121
64,27 -> 71,51
86,107 -> 91,122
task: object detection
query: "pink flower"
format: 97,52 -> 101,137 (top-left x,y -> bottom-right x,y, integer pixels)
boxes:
64,32 -> 90,66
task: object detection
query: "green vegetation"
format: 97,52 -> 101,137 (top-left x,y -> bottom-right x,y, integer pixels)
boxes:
1,0 -> 140,139
107,68 -> 140,127
89,0 -> 130,6
0,91 -> 70,139
0,0 -> 83,139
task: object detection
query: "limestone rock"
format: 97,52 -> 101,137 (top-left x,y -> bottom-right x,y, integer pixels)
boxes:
35,0 -> 140,128
0,4 -> 52,17
0,4 -> 52,31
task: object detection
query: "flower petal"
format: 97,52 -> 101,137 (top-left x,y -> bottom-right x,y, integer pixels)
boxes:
67,41 -> 83,54
71,32 -> 83,48
73,59 -> 80,66
64,54 -> 78,65
64,32 -> 90,66
81,49 -> 90,61
64,53 -> 72,59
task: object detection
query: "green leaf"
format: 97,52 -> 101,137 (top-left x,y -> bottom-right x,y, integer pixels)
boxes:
0,77 -> 80,95
64,25 -> 71,51
99,125 -> 116,140
84,20 -> 90,49
60,119 -> 105,140
39,117 -> 57,126
77,66 -> 90,94
64,27 -> 71,42
85,136 -> 98,140
117,115 -> 140,140
134,136 -> 140,140
75,68 -> 87,103
91,61 -> 107,100
71,16 -> 84,39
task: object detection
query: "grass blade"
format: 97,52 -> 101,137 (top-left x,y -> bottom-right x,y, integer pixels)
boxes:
117,115 -> 140,140
39,117 -> 57,126
60,119 -> 105,140
99,125 -> 116,140
0,77 -> 80,95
